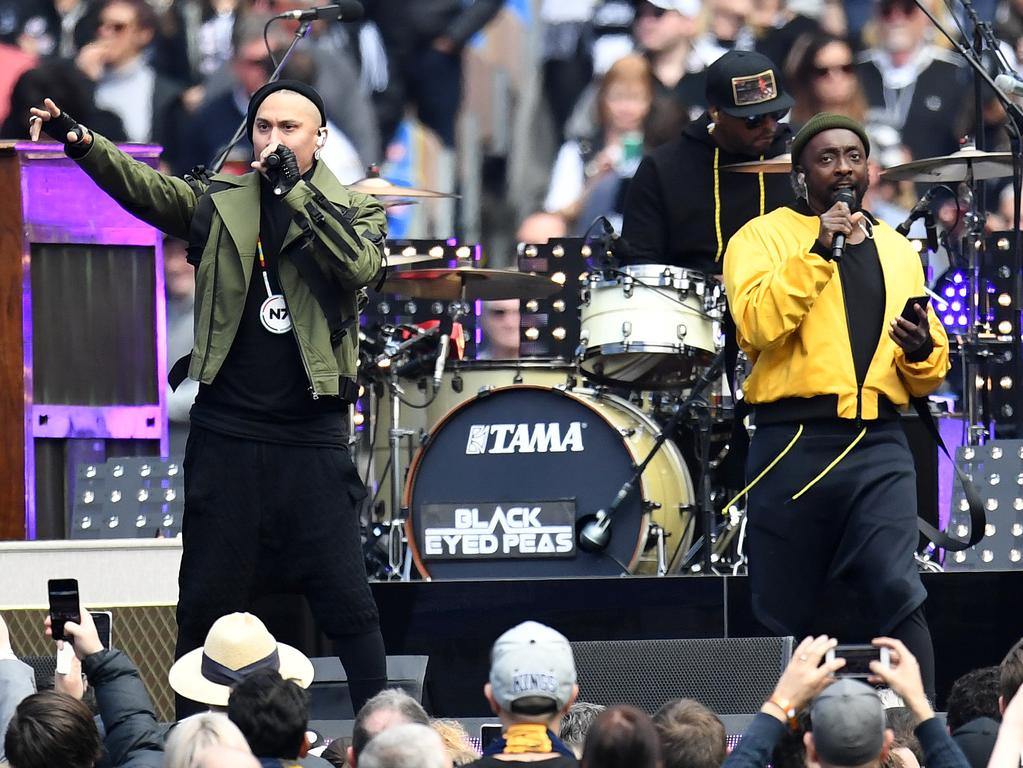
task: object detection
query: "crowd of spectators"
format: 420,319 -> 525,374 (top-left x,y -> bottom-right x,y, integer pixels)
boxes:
2,604 -> 1023,768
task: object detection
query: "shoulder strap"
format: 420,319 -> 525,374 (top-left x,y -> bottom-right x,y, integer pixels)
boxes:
909,396 -> 986,552
185,177 -> 232,267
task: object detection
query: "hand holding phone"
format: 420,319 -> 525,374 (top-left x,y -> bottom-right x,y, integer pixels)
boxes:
900,295 -> 931,324
826,644 -> 890,679
47,578 -> 80,643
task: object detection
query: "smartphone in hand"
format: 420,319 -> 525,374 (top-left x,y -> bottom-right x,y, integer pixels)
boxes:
47,578 -> 81,643
900,295 -> 931,324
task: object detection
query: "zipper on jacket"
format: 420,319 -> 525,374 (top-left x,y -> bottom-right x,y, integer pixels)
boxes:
198,221 -> 224,382
837,261 -> 864,427
276,262 -> 320,400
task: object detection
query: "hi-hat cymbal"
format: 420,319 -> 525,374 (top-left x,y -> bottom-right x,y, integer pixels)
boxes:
379,267 -> 561,300
349,165 -> 458,198
722,154 -> 792,173
882,147 -> 1014,182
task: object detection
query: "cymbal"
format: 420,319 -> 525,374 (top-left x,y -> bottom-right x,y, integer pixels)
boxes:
348,170 -> 458,199
882,147 -> 1014,182
722,154 -> 792,173
380,198 -> 419,209
379,267 -> 562,300
384,251 -> 444,267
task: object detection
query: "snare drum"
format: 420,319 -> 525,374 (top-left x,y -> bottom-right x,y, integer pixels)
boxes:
580,264 -> 723,389
404,385 -> 695,579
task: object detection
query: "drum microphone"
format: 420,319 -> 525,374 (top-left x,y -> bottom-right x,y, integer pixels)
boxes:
433,315 -> 454,391
831,188 -> 855,261
276,0 -> 364,22
578,480 -> 637,552
896,188 -> 937,237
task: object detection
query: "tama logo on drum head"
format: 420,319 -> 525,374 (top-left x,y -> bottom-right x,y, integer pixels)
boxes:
466,422 -> 585,455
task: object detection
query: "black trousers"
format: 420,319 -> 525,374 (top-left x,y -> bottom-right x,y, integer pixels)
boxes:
745,419 -> 928,637
175,427 -> 381,709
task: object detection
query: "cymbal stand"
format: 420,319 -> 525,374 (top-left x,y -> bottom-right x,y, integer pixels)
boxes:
957,161 -> 993,445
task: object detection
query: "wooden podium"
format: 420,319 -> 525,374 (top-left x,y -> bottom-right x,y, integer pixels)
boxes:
0,141 -> 167,540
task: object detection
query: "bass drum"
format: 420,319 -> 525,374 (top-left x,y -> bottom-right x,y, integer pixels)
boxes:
404,386 -> 695,579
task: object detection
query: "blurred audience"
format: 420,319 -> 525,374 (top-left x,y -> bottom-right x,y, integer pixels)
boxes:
368,0 -> 505,149
856,0 -> 969,163
350,689 -> 431,768
538,54 -> 655,234
752,0 -> 818,73
1,57 -> 125,139
359,723 -> 452,768
787,31 -> 867,127
227,669 -> 311,765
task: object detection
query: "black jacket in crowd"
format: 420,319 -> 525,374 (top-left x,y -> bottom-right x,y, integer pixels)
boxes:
620,113 -> 795,275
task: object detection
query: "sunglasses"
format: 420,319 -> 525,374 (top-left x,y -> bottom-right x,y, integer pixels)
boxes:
812,62 -> 855,77
880,0 -> 918,16
744,109 -> 787,129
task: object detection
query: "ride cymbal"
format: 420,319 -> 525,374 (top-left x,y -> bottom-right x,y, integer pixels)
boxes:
378,267 -> 561,300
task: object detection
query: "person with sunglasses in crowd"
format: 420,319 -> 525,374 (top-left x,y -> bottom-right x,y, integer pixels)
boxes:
620,49 -> 795,275
856,0 -> 969,164
786,32 -> 868,130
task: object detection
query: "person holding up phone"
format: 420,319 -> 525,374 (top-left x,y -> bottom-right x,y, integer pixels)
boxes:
721,636 -> 971,768
723,113 -> 950,698
44,599 -> 165,768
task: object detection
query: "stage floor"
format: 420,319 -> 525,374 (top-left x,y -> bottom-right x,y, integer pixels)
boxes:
254,570 -> 1022,717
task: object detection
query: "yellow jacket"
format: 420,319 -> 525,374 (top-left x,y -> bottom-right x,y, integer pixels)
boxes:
724,205 -> 950,420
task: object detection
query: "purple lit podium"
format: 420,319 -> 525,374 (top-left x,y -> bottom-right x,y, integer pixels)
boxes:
0,141 -> 167,540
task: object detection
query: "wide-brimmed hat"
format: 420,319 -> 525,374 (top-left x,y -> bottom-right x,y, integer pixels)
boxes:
169,613 -> 314,707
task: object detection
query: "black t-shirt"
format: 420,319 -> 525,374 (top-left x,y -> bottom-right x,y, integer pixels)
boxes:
190,176 -> 346,446
838,227 -> 885,387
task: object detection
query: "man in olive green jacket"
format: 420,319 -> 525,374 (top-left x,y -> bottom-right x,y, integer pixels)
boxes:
31,80 -> 389,718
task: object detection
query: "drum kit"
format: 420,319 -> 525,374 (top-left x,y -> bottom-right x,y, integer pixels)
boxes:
353,139 -> 1021,582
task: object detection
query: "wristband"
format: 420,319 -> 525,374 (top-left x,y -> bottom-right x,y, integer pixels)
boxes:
47,110 -> 88,145
767,696 -> 799,731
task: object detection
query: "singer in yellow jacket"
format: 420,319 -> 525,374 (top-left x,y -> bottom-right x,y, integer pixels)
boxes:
723,113 -> 949,698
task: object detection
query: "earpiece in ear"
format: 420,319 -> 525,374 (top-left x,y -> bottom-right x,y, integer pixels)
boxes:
316,130 -> 326,148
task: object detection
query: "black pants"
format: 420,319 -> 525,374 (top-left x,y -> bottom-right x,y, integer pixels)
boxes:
375,46 -> 462,148
746,420 -> 928,637
175,427 -> 382,713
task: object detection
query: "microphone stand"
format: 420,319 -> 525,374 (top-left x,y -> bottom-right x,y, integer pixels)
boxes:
584,349 -> 726,570
208,19 -> 314,173
913,0 -> 1023,437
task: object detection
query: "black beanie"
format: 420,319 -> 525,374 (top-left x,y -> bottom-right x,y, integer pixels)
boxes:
790,113 -> 871,165
246,80 -> 326,140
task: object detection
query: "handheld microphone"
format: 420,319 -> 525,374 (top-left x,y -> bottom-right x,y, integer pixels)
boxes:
995,72 -> 1023,98
264,152 -> 281,169
276,0 -> 364,22
831,188 -> 855,261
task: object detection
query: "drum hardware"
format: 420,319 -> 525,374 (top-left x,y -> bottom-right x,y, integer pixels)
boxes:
379,267 -> 562,301
648,523 -> 668,576
578,349 -> 726,567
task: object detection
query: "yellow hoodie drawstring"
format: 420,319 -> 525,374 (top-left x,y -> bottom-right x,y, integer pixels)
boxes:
720,424 -> 804,513
713,146 -> 723,262
791,427 -> 867,500
714,150 -> 766,262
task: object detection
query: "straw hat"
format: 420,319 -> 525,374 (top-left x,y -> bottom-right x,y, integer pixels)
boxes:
169,613 -> 314,707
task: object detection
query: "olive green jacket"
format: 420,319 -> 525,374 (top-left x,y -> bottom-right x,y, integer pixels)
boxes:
72,133 -> 385,398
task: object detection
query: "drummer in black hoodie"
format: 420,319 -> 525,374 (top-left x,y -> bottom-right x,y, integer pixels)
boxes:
621,50 -> 796,274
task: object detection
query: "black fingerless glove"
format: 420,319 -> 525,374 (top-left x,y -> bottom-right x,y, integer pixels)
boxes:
43,109 -> 88,145
268,145 -> 301,196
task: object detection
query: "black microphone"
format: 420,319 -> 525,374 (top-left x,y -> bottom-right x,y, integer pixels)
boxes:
264,152 -> 281,169
895,188 -> 936,237
276,0 -> 364,21
923,210 -> 939,254
831,188 -> 855,261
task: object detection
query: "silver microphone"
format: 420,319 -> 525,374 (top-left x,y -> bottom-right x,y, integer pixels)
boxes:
995,73 -> 1023,98
433,333 -> 450,390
